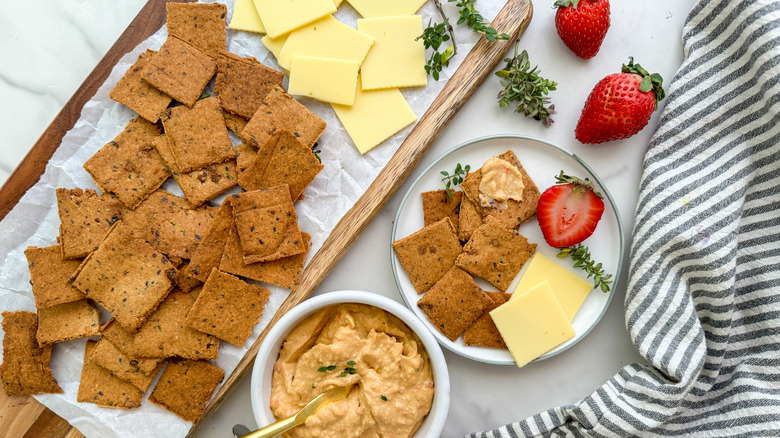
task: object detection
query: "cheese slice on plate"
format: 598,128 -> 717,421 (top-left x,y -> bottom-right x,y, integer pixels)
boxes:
357,15 -> 426,90
510,252 -> 593,321
277,15 -> 374,71
491,280 -> 575,368
289,56 -> 359,105
229,0 -> 265,34
252,0 -> 336,38
346,0 -> 427,18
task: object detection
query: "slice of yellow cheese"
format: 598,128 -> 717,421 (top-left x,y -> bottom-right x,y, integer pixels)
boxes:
491,280 -> 575,368
262,33 -> 289,63
357,15 -> 427,90
289,56 -> 359,105
510,252 -> 593,321
252,0 -> 336,38
331,80 -> 416,154
229,0 -> 266,34
277,15 -> 375,71
346,0 -> 427,18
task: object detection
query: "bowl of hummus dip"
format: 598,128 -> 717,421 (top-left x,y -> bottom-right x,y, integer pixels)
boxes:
251,290 -> 449,438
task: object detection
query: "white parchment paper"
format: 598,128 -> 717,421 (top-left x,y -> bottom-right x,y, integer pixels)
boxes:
0,1 -> 500,436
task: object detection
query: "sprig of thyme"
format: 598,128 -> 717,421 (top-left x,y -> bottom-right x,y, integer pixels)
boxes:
450,0 -> 510,42
557,243 -> 613,292
496,44 -> 558,127
440,162 -> 471,200
417,18 -> 456,81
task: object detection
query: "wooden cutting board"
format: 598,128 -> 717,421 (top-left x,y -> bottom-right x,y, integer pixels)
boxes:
0,0 -> 533,436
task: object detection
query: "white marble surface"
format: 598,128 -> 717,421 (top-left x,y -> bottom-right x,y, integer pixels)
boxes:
0,0 -> 697,437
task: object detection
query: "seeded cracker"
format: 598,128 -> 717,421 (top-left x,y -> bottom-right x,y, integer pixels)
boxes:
77,340 -> 143,409
120,189 -> 193,242
235,142 -> 258,175
56,188 -> 122,259
214,52 -> 285,119
88,338 -> 164,392
422,189 -> 462,235
463,291 -> 510,349
24,244 -> 86,308
238,129 -> 324,201
166,2 -> 227,59
0,311 -> 63,396
240,86 -> 326,148
108,50 -> 173,122
36,300 -> 100,345
224,110 -> 249,135
185,268 -> 271,346
392,217 -> 462,294
143,35 -> 216,107
456,216 -> 537,292
130,288 -> 219,360
417,267 -> 492,341
71,222 -> 177,332
186,199 -> 234,282
162,96 -> 236,173
149,358 -> 224,422
83,117 -> 171,209
458,191 -> 483,241
176,261 -> 203,293
99,319 -> 164,375
148,206 -> 217,259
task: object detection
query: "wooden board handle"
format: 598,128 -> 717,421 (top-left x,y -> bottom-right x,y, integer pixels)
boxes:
188,0 -> 534,434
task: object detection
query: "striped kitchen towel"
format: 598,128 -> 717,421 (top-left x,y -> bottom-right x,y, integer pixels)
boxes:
468,0 -> 780,436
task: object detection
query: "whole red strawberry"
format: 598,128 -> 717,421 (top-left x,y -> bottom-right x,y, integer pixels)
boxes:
537,172 -> 604,248
575,58 -> 665,144
554,0 -> 610,59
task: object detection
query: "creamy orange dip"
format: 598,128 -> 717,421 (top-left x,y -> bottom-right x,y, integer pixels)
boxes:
270,303 -> 435,438
478,157 -> 525,207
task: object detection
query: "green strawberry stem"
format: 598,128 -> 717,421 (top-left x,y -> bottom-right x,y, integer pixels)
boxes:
622,57 -> 665,105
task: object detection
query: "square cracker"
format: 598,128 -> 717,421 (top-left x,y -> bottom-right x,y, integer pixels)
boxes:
416,267 -> 492,341
422,189 -> 461,235
148,206 -> 217,259
185,268 -> 271,346
185,199 -> 234,282
77,340 -> 143,409
455,216 -> 537,292
391,217 -> 462,294
240,86 -> 326,148
88,338 -> 164,392
120,189 -> 192,242
231,186 -> 306,264
458,192 -> 483,242
130,288 -> 220,360
214,52 -> 285,119
0,311 -> 62,396
71,221 -> 177,332
143,35 -> 216,107
108,50 -> 172,122
161,96 -> 236,173
25,244 -> 86,308
99,319 -> 165,375
149,358 -> 224,422
166,2 -> 227,59
36,299 -> 100,345
56,187 -> 122,259
237,129 -> 324,201
463,291 -> 510,349
83,117 -> 170,209
224,110 -> 249,136
460,150 -> 541,230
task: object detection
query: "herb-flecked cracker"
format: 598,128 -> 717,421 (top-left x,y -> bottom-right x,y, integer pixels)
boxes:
99,319 -> 165,375
56,187 -> 122,259
88,338 -> 164,392
240,86 -> 326,148
185,268 -> 271,346
77,340 -> 143,409
71,222 -> 177,332
162,96 -> 236,173
166,2 -> 227,59
176,261 -> 202,293
24,244 -> 86,308
392,217 -> 462,294
83,117 -> 170,209
120,189 -> 193,242
130,288 -> 220,360
149,358 -> 224,422
416,267 -> 492,341
185,199 -> 233,282
238,129 -> 324,201
148,206 -> 217,259
36,299 -> 100,345
235,142 -> 258,176
108,50 -> 173,122
458,191 -> 483,241
463,290 -> 510,349
143,35 -> 216,107
214,52 -> 285,119
224,110 -> 249,136
455,216 -> 537,292
0,311 -> 63,396
422,189 -> 462,235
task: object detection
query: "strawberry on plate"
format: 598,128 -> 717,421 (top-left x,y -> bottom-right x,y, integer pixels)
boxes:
575,57 -> 665,144
537,171 -> 604,248
554,0 -> 611,59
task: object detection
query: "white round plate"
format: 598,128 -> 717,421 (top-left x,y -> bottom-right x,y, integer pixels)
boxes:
391,135 -> 624,365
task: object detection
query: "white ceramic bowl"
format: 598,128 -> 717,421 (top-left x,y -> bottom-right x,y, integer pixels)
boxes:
250,290 -> 450,437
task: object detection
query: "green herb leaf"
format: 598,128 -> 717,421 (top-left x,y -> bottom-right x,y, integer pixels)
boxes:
557,243 -> 612,292
495,44 -> 558,127
440,162 -> 471,200
381,395 -> 388,401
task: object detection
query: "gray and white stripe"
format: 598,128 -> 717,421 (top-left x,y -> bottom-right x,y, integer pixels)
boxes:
468,0 -> 780,436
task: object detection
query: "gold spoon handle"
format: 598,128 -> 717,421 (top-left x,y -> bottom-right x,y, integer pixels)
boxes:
239,415 -> 300,438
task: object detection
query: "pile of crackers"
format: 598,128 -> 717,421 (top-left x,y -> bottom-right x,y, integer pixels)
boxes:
392,151 -> 540,348
1,2 -> 326,423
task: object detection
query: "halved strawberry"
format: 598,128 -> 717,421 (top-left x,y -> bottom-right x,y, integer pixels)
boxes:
537,172 -> 604,248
